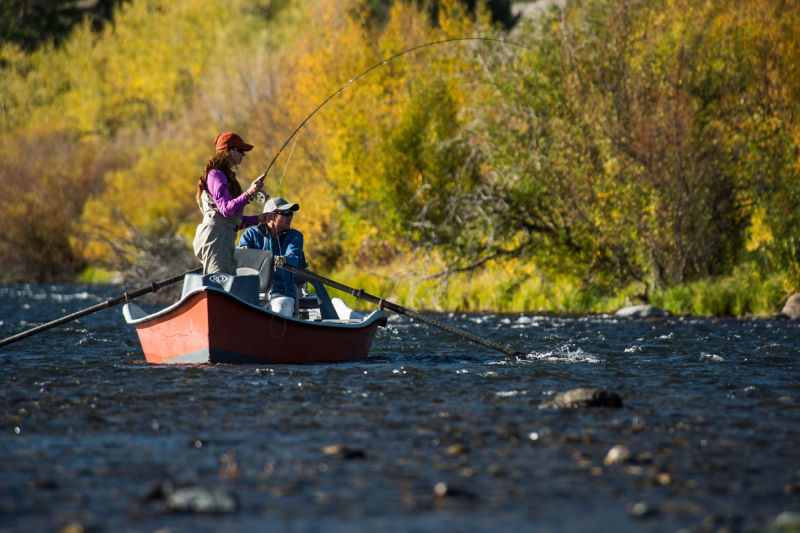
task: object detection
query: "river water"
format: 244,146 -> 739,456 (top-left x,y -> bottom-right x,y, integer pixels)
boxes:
1,283 -> 798,532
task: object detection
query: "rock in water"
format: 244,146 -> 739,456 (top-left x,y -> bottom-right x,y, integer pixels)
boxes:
615,304 -> 671,318
604,444 -> 632,465
164,486 -> 238,514
540,387 -> 623,408
781,293 -> 800,319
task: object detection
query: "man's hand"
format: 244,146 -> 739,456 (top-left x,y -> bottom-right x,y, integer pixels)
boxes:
274,255 -> 287,268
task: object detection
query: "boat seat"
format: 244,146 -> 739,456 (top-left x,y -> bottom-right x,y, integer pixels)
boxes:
297,279 -> 339,320
234,248 -> 275,292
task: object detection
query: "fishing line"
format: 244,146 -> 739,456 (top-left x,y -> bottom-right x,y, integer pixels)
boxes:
260,36 -> 533,179
277,129 -> 299,190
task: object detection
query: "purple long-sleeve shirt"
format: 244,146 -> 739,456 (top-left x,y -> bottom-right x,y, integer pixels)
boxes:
206,169 -> 259,229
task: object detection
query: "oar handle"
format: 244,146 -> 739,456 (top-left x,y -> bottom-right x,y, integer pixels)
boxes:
282,265 -> 522,357
0,267 -> 201,348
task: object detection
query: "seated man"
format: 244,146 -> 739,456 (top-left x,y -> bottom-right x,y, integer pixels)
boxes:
238,196 -> 307,316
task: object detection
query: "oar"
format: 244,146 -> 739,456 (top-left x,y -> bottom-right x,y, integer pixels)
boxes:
282,265 -> 524,357
0,267 -> 202,348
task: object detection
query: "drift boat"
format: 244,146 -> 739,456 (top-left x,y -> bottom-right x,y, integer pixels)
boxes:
123,268 -> 387,364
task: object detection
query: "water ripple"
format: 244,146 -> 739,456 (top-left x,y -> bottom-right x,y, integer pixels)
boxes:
0,286 -> 798,533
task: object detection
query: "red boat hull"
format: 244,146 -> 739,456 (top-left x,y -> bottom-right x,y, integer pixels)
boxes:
127,289 -> 386,364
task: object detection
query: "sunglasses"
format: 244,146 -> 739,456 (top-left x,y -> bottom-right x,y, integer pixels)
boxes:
277,210 -> 294,217
232,147 -> 246,154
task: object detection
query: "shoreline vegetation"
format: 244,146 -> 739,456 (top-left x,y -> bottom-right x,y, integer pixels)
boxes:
2,0 -> 799,318
74,258 -> 791,318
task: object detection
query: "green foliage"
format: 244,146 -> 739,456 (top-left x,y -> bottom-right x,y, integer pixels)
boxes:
524,0 -> 749,288
651,265 -> 787,317
75,265 -> 117,283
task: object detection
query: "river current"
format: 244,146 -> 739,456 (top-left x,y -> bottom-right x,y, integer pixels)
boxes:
1,283 -> 798,532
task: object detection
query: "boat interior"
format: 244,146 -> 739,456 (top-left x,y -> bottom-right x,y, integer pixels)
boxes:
125,247 -> 373,325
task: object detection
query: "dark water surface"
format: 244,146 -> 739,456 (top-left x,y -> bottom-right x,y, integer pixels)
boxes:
1,284 -> 799,532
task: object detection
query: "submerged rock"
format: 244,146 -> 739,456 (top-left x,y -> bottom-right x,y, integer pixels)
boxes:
781,293 -> 800,319
322,444 -> 367,460
165,486 -> 237,513
146,481 -> 238,514
630,501 -> 658,518
432,481 -> 477,500
615,304 -> 671,318
603,444 -> 632,465
540,387 -> 623,408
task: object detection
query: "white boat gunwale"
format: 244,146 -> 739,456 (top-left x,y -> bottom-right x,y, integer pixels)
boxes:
123,283 -> 387,329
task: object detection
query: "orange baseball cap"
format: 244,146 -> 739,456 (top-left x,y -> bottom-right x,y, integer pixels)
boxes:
214,131 -> 254,151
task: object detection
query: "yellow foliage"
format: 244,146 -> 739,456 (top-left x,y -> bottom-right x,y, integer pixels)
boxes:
77,138 -> 203,263
1,0 -> 271,136
745,207 -> 774,253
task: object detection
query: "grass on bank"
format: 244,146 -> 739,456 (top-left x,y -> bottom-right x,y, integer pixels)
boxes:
327,260 -> 793,317
76,266 -> 118,283
650,268 -> 788,318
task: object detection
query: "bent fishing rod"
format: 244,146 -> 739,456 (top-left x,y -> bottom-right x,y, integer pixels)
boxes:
259,36 -> 533,180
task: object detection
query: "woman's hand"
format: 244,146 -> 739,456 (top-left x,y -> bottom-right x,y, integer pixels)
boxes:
246,173 -> 266,200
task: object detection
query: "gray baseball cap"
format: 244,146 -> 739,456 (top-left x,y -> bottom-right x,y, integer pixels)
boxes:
263,196 -> 299,213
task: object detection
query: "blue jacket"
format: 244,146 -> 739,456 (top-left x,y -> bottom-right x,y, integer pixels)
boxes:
238,226 -> 306,299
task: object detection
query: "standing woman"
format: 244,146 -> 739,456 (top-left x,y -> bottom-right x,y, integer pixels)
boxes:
193,131 -> 268,274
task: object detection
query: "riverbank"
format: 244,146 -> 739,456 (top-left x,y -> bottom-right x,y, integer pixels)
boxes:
75,256 -> 794,318
330,260 -> 794,318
